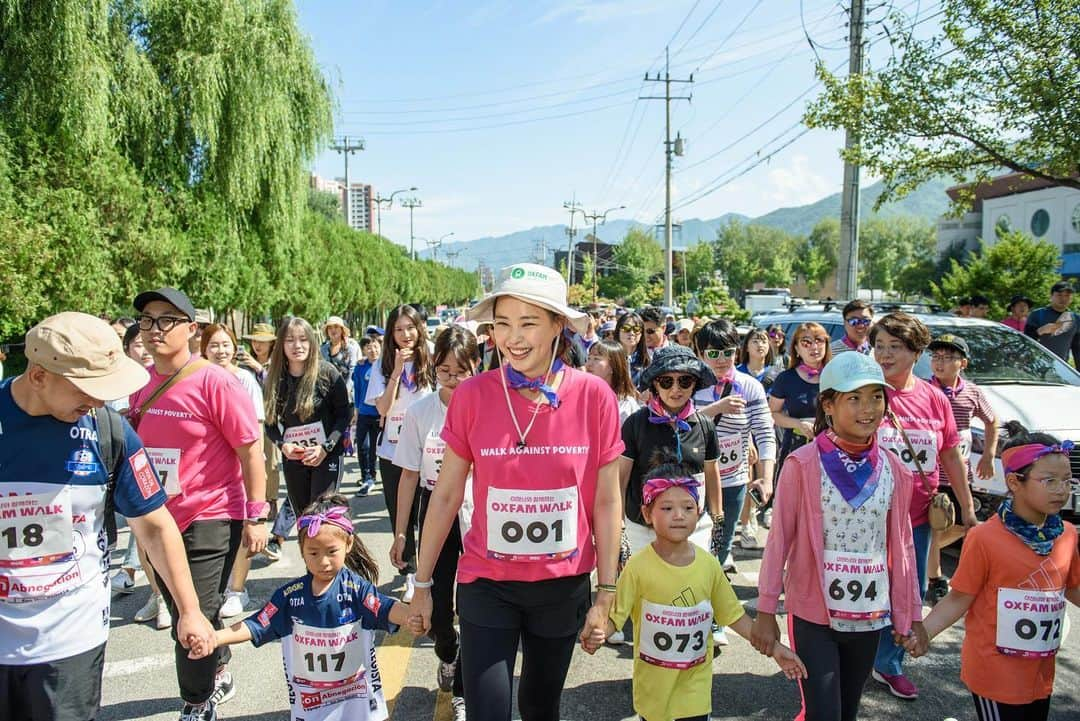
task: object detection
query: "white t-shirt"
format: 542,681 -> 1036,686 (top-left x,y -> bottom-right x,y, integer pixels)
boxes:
233,367 -> 265,422
617,396 -> 641,425
392,392 -> 447,491
364,364 -> 432,460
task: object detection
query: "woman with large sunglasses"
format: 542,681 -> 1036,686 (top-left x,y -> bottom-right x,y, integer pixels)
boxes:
615,311 -> 650,385
769,322 -> 832,472
618,345 -> 721,557
766,324 -> 788,369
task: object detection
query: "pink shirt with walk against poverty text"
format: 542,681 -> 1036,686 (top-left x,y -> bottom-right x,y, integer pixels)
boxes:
441,366 -> 624,584
877,377 -> 960,527
129,361 -> 261,532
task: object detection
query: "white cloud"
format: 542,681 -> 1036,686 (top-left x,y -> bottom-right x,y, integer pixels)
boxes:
763,154 -> 832,207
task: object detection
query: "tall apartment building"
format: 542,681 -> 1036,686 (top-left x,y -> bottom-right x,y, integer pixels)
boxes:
309,173 -> 376,233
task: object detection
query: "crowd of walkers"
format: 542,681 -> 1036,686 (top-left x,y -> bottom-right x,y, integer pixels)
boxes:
1,265 -> 1078,721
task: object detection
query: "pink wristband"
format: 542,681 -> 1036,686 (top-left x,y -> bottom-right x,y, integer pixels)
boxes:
246,501 -> 271,519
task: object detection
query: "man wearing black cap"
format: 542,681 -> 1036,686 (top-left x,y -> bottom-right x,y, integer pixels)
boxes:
130,287 -> 267,721
1024,281 -> 1080,363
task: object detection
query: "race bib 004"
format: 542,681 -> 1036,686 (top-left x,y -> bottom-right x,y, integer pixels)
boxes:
878,427 -> 938,474
823,550 -> 890,623
995,588 -> 1066,658
638,600 -> 712,669
485,487 -> 578,561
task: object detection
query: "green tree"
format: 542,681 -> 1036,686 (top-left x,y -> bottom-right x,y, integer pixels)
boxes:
805,0 -> 1080,209
682,242 -> 716,293
599,228 -> 663,306
932,231 -> 1062,317
793,218 -> 840,295
712,220 -> 797,297
858,215 -> 936,293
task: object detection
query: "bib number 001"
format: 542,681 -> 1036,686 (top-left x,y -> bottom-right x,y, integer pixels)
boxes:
500,519 -> 564,545
485,487 -> 578,561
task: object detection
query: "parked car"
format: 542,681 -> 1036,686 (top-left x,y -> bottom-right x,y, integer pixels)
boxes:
753,308 -> 1080,517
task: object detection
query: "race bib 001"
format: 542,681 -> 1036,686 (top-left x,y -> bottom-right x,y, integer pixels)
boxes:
419,428 -> 444,492
284,422 -> 327,449
485,487 -> 578,561
878,426 -> 938,474
716,434 -> 743,476
823,550 -> 890,622
995,588 -> 1066,658
637,600 -> 712,669
290,620 -> 367,690
0,486 -> 79,602
146,447 -> 181,496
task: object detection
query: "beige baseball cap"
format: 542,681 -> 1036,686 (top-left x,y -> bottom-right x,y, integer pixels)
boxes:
25,312 -> 150,400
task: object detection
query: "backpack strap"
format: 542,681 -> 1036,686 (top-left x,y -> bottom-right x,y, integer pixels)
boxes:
94,406 -> 128,548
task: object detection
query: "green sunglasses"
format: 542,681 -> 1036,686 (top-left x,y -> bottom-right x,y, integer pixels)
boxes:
702,347 -> 737,360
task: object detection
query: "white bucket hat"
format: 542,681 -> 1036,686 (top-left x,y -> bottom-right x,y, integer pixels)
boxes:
466,263 -> 589,335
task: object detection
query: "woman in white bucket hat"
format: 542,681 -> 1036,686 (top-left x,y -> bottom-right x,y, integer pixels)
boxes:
409,263 -> 623,721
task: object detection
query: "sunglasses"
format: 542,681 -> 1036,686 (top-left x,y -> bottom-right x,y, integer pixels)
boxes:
655,375 -> 696,390
798,337 -> 828,348
702,347 -> 737,360
645,327 -> 662,335
846,317 -> 872,327
621,324 -> 642,334
767,331 -> 783,339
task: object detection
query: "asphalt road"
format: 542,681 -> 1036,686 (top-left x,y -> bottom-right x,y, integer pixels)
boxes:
100,457 -> 1080,721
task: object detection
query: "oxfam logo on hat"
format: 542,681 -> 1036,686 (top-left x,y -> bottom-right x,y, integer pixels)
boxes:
510,267 -> 525,279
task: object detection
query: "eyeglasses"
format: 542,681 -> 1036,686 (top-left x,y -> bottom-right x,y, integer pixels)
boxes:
645,327 -> 662,335
702,347 -> 737,360
1028,476 -> 1079,492
655,375 -> 696,390
436,366 -> 471,380
930,352 -> 963,362
767,331 -> 783,340
621,324 -> 642,335
798,337 -> 828,348
846,317 -> 872,328
137,315 -> 189,332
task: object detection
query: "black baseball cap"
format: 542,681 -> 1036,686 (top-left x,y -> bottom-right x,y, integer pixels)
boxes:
1051,281 -> 1074,293
928,333 -> 970,358
1007,294 -> 1033,311
133,287 -> 196,321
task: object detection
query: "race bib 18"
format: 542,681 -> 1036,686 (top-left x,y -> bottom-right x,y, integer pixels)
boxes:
485,487 -> 578,561
146,447 -> 181,496
878,426 -> 938,474
823,549 -> 890,622
996,588 -> 1066,658
638,600 -> 712,669
0,486 -> 80,601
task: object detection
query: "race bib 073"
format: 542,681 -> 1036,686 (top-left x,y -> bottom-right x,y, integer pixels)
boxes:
637,600 -> 712,669
485,487 -> 578,561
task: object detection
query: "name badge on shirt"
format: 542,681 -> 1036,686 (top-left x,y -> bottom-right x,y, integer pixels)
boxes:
146,447 -> 182,496
638,600 -> 712,669
822,549 -> 890,624
485,487 -> 578,561
0,486 -> 79,602
995,588 -> 1065,658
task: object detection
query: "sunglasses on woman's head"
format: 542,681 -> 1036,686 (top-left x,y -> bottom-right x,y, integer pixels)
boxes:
655,375 -> 696,390
702,347 -> 737,360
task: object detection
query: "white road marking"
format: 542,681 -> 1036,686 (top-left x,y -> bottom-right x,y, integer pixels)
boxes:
103,654 -> 174,678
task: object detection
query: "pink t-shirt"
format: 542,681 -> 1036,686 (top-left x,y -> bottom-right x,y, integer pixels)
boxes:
441,366 -> 625,584
878,377 -> 959,527
129,360 -> 261,532
1001,317 -> 1026,332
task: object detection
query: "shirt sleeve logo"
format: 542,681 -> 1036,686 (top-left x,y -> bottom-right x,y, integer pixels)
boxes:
257,601 -> 278,628
127,449 -> 160,500
363,593 -> 381,616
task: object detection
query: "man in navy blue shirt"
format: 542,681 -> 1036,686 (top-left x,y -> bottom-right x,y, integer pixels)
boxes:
1024,281 -> 1080,363
0,312 -> 215,721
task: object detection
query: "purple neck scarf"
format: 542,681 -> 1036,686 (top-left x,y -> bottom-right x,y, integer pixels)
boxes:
815,431 -> 884,510
399,361 -> 417,392
647,396 -> 695,461
932,375 -> 964,399
505,358 -> 564,408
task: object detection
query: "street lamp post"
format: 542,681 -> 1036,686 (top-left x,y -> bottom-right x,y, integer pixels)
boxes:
584,205 -> 625,302
400,198 -> 423,260
374,186 -> 418,240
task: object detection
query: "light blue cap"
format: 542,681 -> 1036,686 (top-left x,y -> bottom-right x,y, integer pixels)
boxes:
819,351 -> 892,393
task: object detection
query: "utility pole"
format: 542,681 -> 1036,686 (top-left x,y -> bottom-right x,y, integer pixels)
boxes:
563,198 -> 583,284
401,197 -> 422,261
838,0 -> 866,300
584,206 -> 625,303
533,237 -> 548,265
642,48 -> 692,308
374,186 -> 417,240
445,250 -> 461,268
330,136 -> 365,227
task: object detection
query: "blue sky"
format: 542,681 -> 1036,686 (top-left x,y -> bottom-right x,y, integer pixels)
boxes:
299,0 -> 942,250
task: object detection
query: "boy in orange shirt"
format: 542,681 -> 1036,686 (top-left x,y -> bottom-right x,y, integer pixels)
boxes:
907,421 -> 1080,721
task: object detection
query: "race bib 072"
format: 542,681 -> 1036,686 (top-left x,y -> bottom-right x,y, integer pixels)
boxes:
995,588 -> 1066,658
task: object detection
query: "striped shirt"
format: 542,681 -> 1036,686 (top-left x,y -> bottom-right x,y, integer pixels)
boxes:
831,335 -> 871,356
694,370 -> 776,487
932,376 -> 996,485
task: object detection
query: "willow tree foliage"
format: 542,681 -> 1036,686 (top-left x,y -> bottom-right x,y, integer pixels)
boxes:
806,0 -> 1080,208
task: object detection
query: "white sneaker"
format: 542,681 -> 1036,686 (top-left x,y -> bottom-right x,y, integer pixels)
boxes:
605,630 -> 626,646
402,573 -> 416,603
451,695 -> 466,721
712,626 -> 729,647
219,589 -> 249,618
156,601 -> 173,630
739,522 -> 759,549
111,571 -> 135,594
134,593 -> 164,622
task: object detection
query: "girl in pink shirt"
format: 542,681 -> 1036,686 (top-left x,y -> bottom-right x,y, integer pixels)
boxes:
752,351 -> 923,721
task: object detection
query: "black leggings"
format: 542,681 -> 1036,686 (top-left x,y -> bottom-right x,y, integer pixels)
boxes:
419,487 -> 464,696
459,619 -> 577,721
791,616 -> 879,721
380,457 -> 419,575
283,454 -> 343,517
972,693 -> 1050,721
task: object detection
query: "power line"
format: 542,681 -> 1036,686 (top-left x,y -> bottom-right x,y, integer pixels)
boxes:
671,0 -> 729,58
686,0 -> 768,75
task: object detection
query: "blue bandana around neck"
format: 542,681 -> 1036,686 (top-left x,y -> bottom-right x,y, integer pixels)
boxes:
997,497 -> 1064,556
505,358 -> 564,408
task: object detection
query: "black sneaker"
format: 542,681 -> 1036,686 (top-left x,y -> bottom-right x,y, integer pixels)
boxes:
179,701 -> 216,721
209,670 -> 236,706
263,540 -> 282,562
926,576 -> 950,605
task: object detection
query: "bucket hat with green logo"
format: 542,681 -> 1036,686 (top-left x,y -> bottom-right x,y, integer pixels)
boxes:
467,263 -> 589,335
